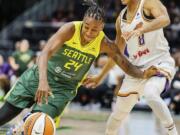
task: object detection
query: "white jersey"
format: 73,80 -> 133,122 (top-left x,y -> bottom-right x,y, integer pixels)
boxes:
120,0 -> 174,70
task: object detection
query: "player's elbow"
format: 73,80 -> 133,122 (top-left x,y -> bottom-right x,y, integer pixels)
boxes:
166,18 -> 171,26
164,17 -> 170,26
161,6 -> 171,27
160,16 -> 170,28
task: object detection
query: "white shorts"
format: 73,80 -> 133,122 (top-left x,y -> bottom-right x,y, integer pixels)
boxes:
118,58 -> 176,97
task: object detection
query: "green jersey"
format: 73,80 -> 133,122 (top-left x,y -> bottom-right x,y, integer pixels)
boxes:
47,21 -> 104,87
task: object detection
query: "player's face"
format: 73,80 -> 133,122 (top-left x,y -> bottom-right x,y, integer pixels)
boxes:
20,40 -> 29,52
121,0 -> 131,5
82,16 -> 104,43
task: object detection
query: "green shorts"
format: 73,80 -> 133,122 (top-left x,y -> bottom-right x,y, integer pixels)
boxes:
5,65 -> 77,118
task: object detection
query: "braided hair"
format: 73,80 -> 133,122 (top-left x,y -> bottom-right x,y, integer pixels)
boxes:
83,0 -> 105,22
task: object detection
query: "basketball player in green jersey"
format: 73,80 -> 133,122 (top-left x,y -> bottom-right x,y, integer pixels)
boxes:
0,0 -> 158,126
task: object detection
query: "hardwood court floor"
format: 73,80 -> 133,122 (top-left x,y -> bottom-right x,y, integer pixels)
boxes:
1,102 -> 179,135
58,106 -> 180,135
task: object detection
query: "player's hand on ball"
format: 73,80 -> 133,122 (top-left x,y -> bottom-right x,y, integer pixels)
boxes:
143,66 -> 160,79
82,75 -> 101,89
35,82 -> 53,105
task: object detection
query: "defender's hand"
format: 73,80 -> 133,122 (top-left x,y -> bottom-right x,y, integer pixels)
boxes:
122,29 -> 143,41
143,66 -> 160,79
35,83 -> 53,105
122,32 -> 131,41
122,22 -> 144,41
82,75 -> 101,89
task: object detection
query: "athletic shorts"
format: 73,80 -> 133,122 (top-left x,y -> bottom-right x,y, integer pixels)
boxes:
5,65 -> 77,118
118,59 -> 176,97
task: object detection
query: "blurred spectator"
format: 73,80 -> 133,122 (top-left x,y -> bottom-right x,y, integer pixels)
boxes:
89,55 -> 111,108
9,39 -> 34,77
168,1 -> 180,23
166,17 -> 180,42
169,51 -> 180,114
0,54 -> 13,94
163,0 -> 180,48
14,41 -> 21,51
36,40 -> 46,57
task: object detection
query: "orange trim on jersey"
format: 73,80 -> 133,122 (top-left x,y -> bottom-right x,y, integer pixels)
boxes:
116,91 -> 138,97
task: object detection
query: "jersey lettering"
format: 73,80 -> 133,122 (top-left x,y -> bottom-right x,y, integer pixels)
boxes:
64,59 -> 83,71
138,34 -> 145,45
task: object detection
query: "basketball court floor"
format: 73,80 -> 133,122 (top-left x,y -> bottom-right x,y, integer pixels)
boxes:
0,102 -> 179,135
59,108 -> 180,135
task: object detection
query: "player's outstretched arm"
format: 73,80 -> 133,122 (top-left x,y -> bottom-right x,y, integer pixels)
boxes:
101,37 -> 144,78
83,58 -> 115,88
101,36 -> 159,79
35,22 -> 75,104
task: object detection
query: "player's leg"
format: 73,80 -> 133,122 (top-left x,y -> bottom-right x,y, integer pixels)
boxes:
105,94 -> 138,135
0,102 -> 23,126
0,67 -> 38,127
105,77 -> 142,135
54,116 -> 61,128
144,77 -> 178,135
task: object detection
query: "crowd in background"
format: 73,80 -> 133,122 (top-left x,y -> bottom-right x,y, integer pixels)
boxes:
0,0 -> 179,114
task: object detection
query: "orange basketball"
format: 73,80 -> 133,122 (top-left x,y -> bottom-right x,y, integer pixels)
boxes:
23,112 -> 56,135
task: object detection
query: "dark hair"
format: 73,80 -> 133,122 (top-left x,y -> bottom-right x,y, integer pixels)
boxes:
83,0 -> 105,22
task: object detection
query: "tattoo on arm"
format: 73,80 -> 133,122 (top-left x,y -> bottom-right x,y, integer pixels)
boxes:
109,44 -> 144,78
